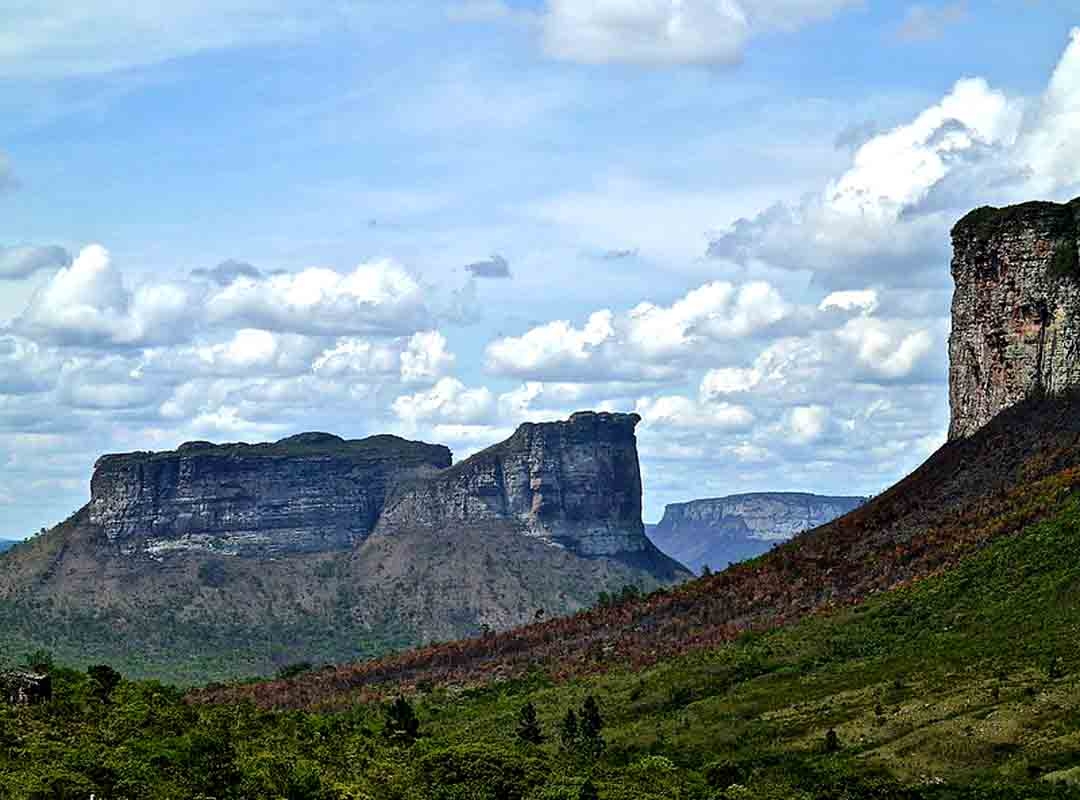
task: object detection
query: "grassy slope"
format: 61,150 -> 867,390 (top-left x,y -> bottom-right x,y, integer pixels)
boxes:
197,392 -> 1080,709
6,493 -> 1080,798
373,496 -> 1080,794
0,517 -> 674,685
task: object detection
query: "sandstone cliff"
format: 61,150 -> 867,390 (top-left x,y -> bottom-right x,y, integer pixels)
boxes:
89,433 -> 452,556
648,492 -> 865,573
376,412 -> 655,559
949,198 -> 1080,439
0,411 -> 688,681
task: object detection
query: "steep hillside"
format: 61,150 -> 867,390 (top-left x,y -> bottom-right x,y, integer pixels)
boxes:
198,388 -> 1080,709
0,413 -> 688,683
194,196 -> 1080,708
649,493 -> 865,573
10,479 -> 1080,798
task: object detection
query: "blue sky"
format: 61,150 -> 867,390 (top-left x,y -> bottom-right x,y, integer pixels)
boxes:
2,1 -> 1080,535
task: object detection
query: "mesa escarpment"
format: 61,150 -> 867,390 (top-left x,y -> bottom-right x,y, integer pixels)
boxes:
85,413 -> 673,568
949,198 -> 1080,439
376,412 -> 658,560
0,412 -> 687,680
89,433 -> 452,556
649,493 -> 865,572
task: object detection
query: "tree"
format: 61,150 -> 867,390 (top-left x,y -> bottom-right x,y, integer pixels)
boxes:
23,649 -> 53,673
824,728 -> 840,753
579,779 -> 600,800
579,696 -> 605,758
701,564 -> 713,577
384,696 -> 420,745
516,701 -> 544,745
559,708 -> 579,751
87,664 -> 122,703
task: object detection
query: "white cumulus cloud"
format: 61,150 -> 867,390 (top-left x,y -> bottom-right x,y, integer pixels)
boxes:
392,377 -> 496,426
15,245 -> 195,347
486,280 -> 788,382
205,259 -> 429,337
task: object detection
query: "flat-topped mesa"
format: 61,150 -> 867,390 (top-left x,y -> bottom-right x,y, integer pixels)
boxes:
89,433 -> 452,556
376,411 -> 650,558
657,493 -> 867,542
949,198 -> 1080,439
649,492 -> 866,572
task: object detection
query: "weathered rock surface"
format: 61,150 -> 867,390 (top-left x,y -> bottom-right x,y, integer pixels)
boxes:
949,199 -> 1080,439
0,411 -> 688,681
89,433 -> 452,556
376,412 -> 661,560
648,493 -> 865,573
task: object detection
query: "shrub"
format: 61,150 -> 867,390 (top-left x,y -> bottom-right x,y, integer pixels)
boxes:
383,696 -> 420,745
517,701 -> 544,745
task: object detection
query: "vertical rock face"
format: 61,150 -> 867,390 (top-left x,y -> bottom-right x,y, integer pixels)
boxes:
89,433 -> 452,556
376,411 -> 654,558
649,493 -> 865,572
949,199 -> 1080,439
84,412 -> 675,568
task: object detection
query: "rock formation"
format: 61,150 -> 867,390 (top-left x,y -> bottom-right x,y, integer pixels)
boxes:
649,493 -> 865,573
949,199 -> 1080,439
0,412 -> 688,680
377,412 -> 654,559
89,433 -> 452,556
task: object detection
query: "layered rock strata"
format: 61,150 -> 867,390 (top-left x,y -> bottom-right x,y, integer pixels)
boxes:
649,493 -> 865,572
89,433 -> 452,556
376,412 -> 652,558
949,199 -> 1080,439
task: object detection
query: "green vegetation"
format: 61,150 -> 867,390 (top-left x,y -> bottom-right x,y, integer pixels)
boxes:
1051,238 -> 1080,280
954,199 -> 1080,245
6,499 -> 1080,797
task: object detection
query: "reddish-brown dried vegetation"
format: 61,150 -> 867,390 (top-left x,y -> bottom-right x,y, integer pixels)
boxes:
192,391 -> 1080,711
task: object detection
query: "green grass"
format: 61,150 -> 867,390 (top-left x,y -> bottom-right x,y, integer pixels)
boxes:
7,499 -> 1080,798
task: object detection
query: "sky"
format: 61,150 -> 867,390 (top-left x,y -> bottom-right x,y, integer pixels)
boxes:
2,0 -> 1080,535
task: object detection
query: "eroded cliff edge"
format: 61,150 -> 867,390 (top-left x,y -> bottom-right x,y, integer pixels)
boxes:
649,492 -> 866,573
949,198 -> 1080,439
376,411 -> 665,561
85,411 -> 679,574
89,433 -> 452,556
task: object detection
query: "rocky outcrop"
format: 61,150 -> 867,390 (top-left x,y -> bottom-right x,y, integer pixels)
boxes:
649,493 -> 865,573
0,412 -> 689,680
376,412 -> 666,561
85,412 -> 680,575
949,199 -> 1080,439
89,433 -> 452,556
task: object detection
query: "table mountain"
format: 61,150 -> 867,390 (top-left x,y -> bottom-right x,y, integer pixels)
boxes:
0,412 -> 688,682
648,492 -> 865,573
